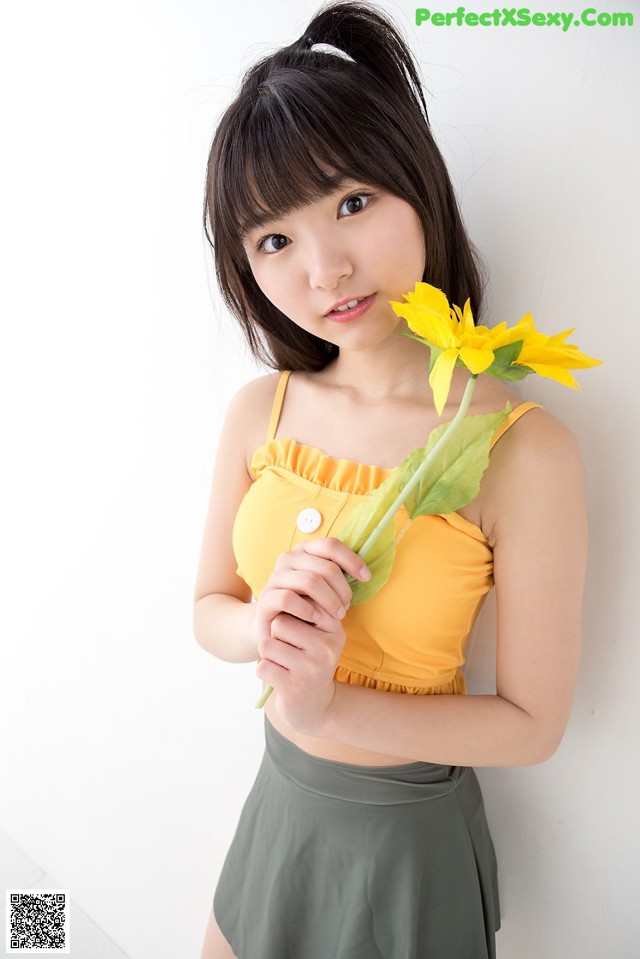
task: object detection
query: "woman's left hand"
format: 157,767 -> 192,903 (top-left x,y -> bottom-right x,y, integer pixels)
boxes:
255,603 -> 348,735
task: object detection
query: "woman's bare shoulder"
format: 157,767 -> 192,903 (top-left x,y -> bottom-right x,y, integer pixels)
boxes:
481,398 -> 584,546
230,369 -> 282,408
499,401 -> 579,457
227,370 -> 285,468
478,377 -> 576,447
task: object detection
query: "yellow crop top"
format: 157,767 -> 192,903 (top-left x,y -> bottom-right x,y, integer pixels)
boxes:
232,371 -> 544,697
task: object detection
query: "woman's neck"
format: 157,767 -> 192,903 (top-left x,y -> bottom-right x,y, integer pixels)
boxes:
318,334 -> 430,398
317,342 -> 475,408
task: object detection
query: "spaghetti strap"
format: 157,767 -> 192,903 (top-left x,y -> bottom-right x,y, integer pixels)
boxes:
266,370 -> 293,442
490,401 -> 544,450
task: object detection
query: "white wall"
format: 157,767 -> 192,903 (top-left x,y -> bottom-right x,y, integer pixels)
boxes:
0,1 -> 637,957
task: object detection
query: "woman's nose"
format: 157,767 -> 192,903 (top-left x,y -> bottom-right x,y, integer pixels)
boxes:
305,235 -> 353,290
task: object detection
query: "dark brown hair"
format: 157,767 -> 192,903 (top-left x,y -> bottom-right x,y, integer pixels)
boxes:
203,0 -> 486,371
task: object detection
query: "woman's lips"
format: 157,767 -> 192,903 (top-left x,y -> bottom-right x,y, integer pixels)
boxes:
325,293 -> 376,323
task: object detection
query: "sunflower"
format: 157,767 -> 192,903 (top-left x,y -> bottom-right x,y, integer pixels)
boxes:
389,283 -> 603,415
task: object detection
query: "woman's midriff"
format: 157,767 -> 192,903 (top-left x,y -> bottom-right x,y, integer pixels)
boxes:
263,685 -> 420,766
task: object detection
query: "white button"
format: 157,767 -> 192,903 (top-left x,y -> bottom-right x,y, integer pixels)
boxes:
296,507 -> 322,534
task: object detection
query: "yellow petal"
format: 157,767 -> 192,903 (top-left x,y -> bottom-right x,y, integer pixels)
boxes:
458,346 -> 495,375
515,311 -> 538,331
388,298 -> 408,313
546,327 -> 576,347
392,303 -> 456,348
461,298 -> 476,334
515,361 -> 580,388
429,349 -> 459,415
518,344 -> 603,370
489,318 -> 536,351
409,283 -> 452,323
486,321 -> 507,338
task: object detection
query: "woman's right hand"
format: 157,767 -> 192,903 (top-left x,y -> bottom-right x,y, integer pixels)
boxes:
249,537 -> 372,724
249,537 -> 371,659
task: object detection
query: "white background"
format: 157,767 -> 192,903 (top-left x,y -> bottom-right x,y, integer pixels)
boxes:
0,1 -> 638,957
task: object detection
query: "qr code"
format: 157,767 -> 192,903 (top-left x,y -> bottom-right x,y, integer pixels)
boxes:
5,890 -> 70,953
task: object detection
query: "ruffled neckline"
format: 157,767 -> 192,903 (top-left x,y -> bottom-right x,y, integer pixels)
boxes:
249,436 -> 491,545
250,436 -> 393,496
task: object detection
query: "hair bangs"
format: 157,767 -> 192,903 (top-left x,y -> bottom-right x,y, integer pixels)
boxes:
226,70 -> 397,242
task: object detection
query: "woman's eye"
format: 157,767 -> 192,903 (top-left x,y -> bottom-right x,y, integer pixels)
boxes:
339,192 -> 372,216
258,234 -> 289,254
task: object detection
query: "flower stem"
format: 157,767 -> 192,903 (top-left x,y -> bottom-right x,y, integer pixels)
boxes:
357,374 -> 478,564
255,683 -> 272,710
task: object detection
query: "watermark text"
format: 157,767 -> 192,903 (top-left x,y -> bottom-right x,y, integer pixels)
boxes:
415,7 -> 634,31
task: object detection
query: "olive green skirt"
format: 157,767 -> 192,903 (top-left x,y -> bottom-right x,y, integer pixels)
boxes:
213,714 -> 500,959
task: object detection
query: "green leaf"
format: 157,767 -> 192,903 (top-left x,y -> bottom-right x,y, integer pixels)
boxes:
335,470 -> 402,556
348,538 -> 396,604
346,520 -> 412,605
483,340 -> 523,374
429,345 -> 443,375
488,364 -> 534,382
335,403 -> 512,604
335,469 -> 405,604
401,404 -> 512,518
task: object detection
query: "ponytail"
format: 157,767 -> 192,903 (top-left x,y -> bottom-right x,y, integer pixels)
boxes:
300,2 -> 429,125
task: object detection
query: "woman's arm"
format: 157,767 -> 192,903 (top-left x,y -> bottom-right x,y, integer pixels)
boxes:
311,409 -> 588,766
192,377 -> 267,662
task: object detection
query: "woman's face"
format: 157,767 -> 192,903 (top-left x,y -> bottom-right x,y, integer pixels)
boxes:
241,178 -> 427,350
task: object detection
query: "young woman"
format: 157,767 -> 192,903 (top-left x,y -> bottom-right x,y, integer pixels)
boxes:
193,3 -> 588,957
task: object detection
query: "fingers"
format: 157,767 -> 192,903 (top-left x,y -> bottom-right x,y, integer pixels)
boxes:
291,538 -> 372,585
255,538 -> 371,653
273,538 -> 370,613
261,585 -> 321,627
269,566 -> 350,621
265,606 -> 346,668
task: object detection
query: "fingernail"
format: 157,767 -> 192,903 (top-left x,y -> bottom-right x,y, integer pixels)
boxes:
338,605 -> 347,618
359,566 -> 372,581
